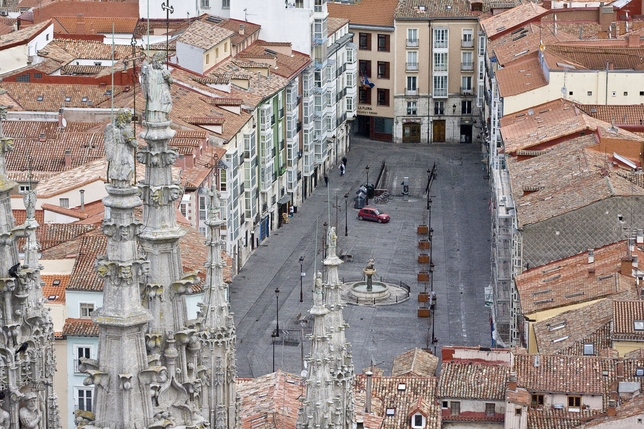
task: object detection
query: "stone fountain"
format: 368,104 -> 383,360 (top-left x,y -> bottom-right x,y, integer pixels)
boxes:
345,258 -> 409,305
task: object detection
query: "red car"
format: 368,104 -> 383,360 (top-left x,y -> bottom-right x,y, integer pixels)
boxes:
358,207 -> 390,223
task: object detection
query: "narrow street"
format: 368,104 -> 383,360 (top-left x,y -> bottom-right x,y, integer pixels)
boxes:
230,137 -> 492,377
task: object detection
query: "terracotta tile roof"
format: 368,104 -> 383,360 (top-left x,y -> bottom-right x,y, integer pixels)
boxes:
179,224 -> 232,284
622,357 -> 644,381
515,241 -> 641,314
328,0 -> 398,28
39,38 -> 137,64
32,223 -> 96,250
0,20 -> 50,48
237,370 -> 304,429
355,374 -> 441,429
134,18 -> 193,39
513,354 -> 615,397
440,409 -> 504,423
576,103 -> 644,128
506,387 -> 531,406
488,23 -> 578,67
1,82 -> 127,111
327,17 -> 349,36
391,348 -> 439,377
67,235 -> 106,292
39,224 -> 104,260
52,16 -> 138,35
480,2 -> 547,39
438,362 -> 509,400
585,394 -> 644,427
496,52 -> 548,97
214,18 -> 261,49
543,44 -> 644,71
178,20 -> 234,51
62,317 -> 98,337
395,0 -> 486,19
612,300 -> 644,341
237,41 -> 311,80
533,298 -> 614,355
42,273 -> 68,304
35,1 -> 139,22
12,209 -> 44,226
181,146 -> 227,190
35,158 -> 107,198
623,348 -> 644,359
527,408 -> 604,429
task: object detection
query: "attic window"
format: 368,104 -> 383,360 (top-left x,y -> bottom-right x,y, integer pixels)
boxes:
47,295 -> 58,300
65,96 -> 72,102
397,383 -> 406,391
82,96 -> 89,103
583,343 -> 594,355
386,408 -> 395,416
635,320 -> 644,331
418,5 -> 426,11
53,279 -> 61,286
36,95 -> 44,102
636,368 -> 644,376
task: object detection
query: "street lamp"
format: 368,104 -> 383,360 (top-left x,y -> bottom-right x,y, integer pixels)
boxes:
299,256 -> 305,302
365,165 -> 370,205
275,287 -> 280,337
323,222 -> 328,259
427,169 -> 431,210
344,193 -> 349,236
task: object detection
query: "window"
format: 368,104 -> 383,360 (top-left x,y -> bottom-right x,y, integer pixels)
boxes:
461,76 -> 472,94
206,53 -> 210,64
450,401 -> 460,416
641,91 -> 644,96
569,91 -> 574,96
359,60 -> 372,78
377,34 -> 390,52
434,28 -> 448,49
434,101 -> 444,115
407,101 -> 417,115
65,96 -> 72,102
76,388 -> 93,412
386,408 -> 395,416
80,303 -> 94,318
59,198 -> 69,208
412,414 -> 423,427
462,51 -> 473,71
461,100 -> 472,114
568,396 -> 581,409
485,403 -> 495,416
346,96 -> 354,111
377,89 -> 389,106
434,53 -> 447,72
377,62 -> 390,79
407,76 -> 417,92
583,343 -> 594,355
222,0 -> 230,8
635,320 -> 644,330
434,75 -> 447,97
515,408 -> 522,416
636,367 -> 644,376
75,346 -> 91,373
624,91 -> 629,96
201,0 -> 210,7
18,184 -> 30,193
441,401 -> 448,409
587,91 -> 593,96
34,73 -> 42,79
407,28 -> 418,46
359,87 -> 372,104
359,33 -> 371,50
36,95 -> 44,102
462,29 -> 473,47
199,196 -> 207,221
406,51 -> 418,71
531,394 -> 544,407
16,74 -> 30,82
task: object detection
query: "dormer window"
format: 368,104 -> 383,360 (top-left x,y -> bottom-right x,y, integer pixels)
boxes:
397,383 -> 406,391
411,413 -> 425,428
386,408 -> 395,416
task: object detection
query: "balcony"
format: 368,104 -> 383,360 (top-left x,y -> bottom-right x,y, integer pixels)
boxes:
406,62 -> 419,71
405,88 -> 418,96
406,39 -> 419,47
461,62 -> 474,71
460,87 -> 474,96
434,41 -> 448,49
462,39 -> 474,48
433,88 -> 447,98
434,64 -> 447,72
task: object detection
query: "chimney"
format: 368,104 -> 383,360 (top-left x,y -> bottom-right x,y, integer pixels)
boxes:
80,189 -> 85,211
76,14 -> 86,34
621,257 -> 633,276
239,24 -> 245,35
638,229 -> 643,244
58,108 -> 65,129
634,255 -> 639,273
588,249 -> 595,264
64,149 -> 72,168
16,17 -> 20,31
365,371 -> 373,413
508,372 -> 517,391
39,132 -> 46,142
629,238 -> 635,253
608,62 -> 615,70
608,399 -> 617,416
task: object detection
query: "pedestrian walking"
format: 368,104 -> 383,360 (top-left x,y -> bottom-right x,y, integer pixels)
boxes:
340,164 -> 345,176
342,156 -> 347,167
324,174 -> 329,187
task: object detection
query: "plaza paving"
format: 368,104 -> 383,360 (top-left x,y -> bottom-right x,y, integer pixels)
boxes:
230,137 -> 492,377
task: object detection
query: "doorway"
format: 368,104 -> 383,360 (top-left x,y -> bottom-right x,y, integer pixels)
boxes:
460,124 -> 472,143
402,123 -> 421,143
432,120 -> 445,142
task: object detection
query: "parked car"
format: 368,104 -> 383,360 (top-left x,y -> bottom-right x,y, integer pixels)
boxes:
358,207 -> 390,223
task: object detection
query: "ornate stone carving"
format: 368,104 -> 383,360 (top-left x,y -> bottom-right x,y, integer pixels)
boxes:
141,52 -> 173,123
104,110 -> 137,185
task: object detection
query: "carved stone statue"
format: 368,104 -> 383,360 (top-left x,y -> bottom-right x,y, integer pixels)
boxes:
105,110 -> 137,184
328,226 -> 337,249
0,398 -> 10,429
140,52 -> 173,123
19,392 -> 42,429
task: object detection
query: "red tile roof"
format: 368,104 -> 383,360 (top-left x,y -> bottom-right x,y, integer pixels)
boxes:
328,0 -> 398,28
496,52 -> 548,97
62,317 -> 99,337
34,1 -> 139,22
67,235 -> 106,292
576,103 -> 644,128
438,362 -> 509,400
395,0 -> 485,19
480,2 -> 548,39
42,273 -> 68,304
543,43 -> 644,71
527,408 -> 605,429
612,300 -> 644,341
391,348 -> 438,377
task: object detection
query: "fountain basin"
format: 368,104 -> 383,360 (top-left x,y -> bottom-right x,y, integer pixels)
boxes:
348,281 -> 391,301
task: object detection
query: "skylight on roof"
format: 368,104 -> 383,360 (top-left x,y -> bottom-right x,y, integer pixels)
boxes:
386,408 -> 395,416
397,383 -> 406,391
82,96 -> 89,102
64,96 -> 72,102
53,279 -> 60,286
552,336 -> 569,343
36,95 -> 44,102
635,320 -> 644,331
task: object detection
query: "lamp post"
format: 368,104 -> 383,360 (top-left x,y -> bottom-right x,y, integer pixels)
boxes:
427,169 -> 431,210
344,193 -> 349,236
275,287 -> 280,337
365,165 -> 370,205
299,256 -> 305,302
323,222 -> 328,259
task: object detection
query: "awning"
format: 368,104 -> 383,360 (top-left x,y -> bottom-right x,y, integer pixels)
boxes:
277,194 -> 292,206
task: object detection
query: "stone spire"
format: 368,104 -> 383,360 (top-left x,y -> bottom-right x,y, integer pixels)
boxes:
137,53 -> 204,427
323,227 -> 355,429
79,109 -> 154,428
297,272 -> 334,429
0,105 -> 61,429
195,175 -> 239,429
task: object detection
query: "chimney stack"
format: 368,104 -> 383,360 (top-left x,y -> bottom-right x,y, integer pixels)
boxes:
239,24 -> 245,35
621,257 -> 634,276
607,399 -> 617,416
58,108 -> 65,129
365,371 -> 373,413
80,189 -> 85,211
64,149 -> 72,168
508,372 -> 517,391
588,249 -> 595,264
